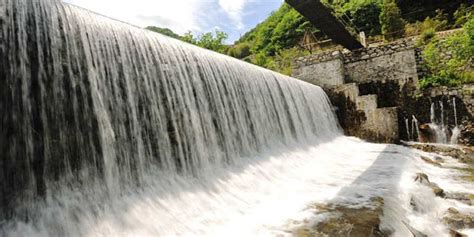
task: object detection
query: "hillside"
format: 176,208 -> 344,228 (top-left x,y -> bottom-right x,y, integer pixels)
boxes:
145,0 -> 472,78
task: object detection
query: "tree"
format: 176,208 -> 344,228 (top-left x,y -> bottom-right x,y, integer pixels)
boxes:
145,26 -> 181,39
228,43 -> 251,59
196,31 -> 229,54
349,3 -> 382,36
380,0 -> 405,41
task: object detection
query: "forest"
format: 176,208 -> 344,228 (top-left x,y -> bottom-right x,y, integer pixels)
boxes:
146,0 -> 473,87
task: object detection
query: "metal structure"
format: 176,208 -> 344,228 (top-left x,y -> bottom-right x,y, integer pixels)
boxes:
286,0 -> 365,50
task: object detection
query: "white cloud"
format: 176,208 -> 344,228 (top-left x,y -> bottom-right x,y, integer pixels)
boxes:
218,0 -> 248,30
64,0 -> 211,34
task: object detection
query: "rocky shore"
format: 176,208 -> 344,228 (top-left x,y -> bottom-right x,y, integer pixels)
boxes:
292,143 -> 474,237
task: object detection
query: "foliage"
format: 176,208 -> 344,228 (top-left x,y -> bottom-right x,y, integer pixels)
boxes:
237,4 -> 316,57
346,2 -> 382,36
273,48 -> 309,75
416,28 -> 436,46
180,30 -> 229,54
228,43 -> 251,59
405,10 -> 449,37
379,0 -> 405,40
145,26 -> 181,39
420,18 -> 474,88
454,4 -> 474,27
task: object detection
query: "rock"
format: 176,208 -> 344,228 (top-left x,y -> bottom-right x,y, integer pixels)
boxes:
407,143 -> 474,165
449,229 -> 468,237
443,208 -> 474,229
434,156 -> 444,162
414,172 -> 430,183
412,172 -> 445,197
448,207 -> 460,215
420,156 -> 442,167
429,182 -> 445,197
418,124 -> 436,143
445,192 -> 474,206
298,197 -> 389,237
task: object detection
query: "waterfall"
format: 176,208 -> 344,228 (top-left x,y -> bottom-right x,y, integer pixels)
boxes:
0,0 -> 340,226
412,115 -> 420,141
2,0 -> 470,236
453,98 -> 458,127
450,98 -> 460,144
430,102 -> 436,123
426,100 -> 459,144
405,117 -> 412,141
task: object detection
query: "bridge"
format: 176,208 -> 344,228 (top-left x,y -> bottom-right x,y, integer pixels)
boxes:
285,0 -> 365,50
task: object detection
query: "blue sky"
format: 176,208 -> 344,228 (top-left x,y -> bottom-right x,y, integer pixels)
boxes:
63,0 -> 283,43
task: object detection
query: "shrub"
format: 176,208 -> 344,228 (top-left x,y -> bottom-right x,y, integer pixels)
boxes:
420,18 -> 474,88
380,0 -> 405,41
228,43 -> 251,59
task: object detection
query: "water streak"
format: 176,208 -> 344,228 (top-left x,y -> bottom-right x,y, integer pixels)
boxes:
0,0 -> 341,221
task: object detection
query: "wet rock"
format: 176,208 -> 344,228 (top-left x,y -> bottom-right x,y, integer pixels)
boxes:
429,182 -> 445,197
413,172 -> 445,197
443,208 -> 474,230
407,143 -> 474,165
420,155 -> 442,167
449,229 -> 468,237
445,192 -> 474,206
418,124 -> 436,143
300,197 -> 389,237
414,172 -> 430,183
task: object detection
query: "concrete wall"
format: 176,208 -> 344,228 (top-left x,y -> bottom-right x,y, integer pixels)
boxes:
293,39 -> 418,86
344,49 -> 418,83
292,58 -> 345,87
292,40 -> 415,143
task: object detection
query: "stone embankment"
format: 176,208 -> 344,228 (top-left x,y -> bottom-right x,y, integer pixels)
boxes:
292,37 -> 473,145
293,143 -> 474,237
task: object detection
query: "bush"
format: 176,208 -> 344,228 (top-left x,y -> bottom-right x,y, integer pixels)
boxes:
228,43 -> 251,59
420,18 -> 474,88
405,10 -> 449,37
380,0 -> 405,41
454,4 -> 474,27
346,2 -> 382,36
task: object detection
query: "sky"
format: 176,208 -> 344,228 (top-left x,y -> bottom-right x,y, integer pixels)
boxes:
63,0 -> 284,43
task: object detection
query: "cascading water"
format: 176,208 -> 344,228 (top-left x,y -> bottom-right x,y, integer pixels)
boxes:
405,118 -> 412,141
1,0 -> 340,219
1,0 -> 472,236
426,101 -> 460,144
451,98 -> 461,144
411,115 -> 420,141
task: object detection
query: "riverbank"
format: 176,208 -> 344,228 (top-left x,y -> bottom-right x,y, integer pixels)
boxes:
290,142 -> 474,237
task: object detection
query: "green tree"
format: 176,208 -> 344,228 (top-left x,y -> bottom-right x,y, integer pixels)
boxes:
380,0 -> 405,41
454,4 -> 474,27
196,31 -> 229,54
420,18 -> 474,88
145,26 -> 180,39
228,43 -> 251,59
181,31 -> 197,44
348,3 -> 382,36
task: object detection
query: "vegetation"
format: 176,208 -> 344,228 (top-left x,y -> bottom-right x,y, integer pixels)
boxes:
181,31 -> 229,54
380,0 -> 405,40
145,26 -> 181,39
145,1 -> 473,83
146,27 -> 230,54
419,18 -> 474,88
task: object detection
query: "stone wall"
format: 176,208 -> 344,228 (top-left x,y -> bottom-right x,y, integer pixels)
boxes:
344,49 -> 418,83
292,51 -> 345,88
327,83 -> 399,143
292,38 -> 473,145
293,39 -> 418,87
426,85 -> 474,118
